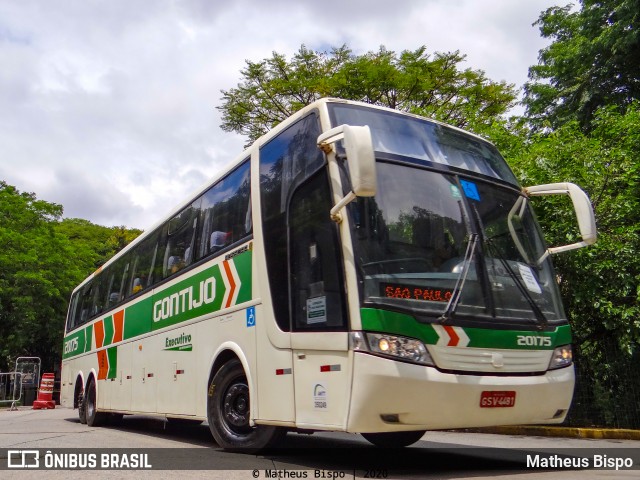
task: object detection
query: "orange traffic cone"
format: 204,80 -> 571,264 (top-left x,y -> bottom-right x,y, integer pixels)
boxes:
32,373 -> 56,409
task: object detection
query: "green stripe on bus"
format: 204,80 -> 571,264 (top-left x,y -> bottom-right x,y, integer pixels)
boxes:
124,296 -> 152,339
62,250 -> 253,359
62,330 -> 85,360
107,347 -> 118,379
360,308 -> 571,349
150,263 -> 226,331
103,315 -> 114,346
360,308 -> 439,345
85,325 -> 93,352
234,250 -> 252,303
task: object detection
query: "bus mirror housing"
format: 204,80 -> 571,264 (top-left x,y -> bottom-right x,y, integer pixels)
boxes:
318,124 -> 376,222
524,182 -> 597,259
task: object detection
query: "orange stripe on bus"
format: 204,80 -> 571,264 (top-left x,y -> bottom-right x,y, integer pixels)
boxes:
97,350 -> 109,380
223,260 -> 236,309
113,310 -> 124,343
95,321 -> 105,348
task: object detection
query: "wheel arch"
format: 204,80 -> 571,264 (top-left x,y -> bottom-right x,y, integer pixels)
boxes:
84,369 -> 99,402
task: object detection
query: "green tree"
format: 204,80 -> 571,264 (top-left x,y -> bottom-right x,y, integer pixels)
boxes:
500,105 -> 640,427
220,45 -> 517,143
0,183 -> 82,372
524,0 -> 640,130
0,183 -> 142,373
55,218 -> 142,270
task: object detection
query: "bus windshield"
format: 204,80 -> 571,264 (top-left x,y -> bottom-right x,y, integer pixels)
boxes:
329,103 -> 519,185
348,162 -> 565,324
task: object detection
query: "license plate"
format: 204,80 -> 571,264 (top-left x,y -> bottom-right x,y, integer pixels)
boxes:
480,390 -> 516,408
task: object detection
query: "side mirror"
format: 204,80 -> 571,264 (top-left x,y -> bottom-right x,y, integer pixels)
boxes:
318,125 -> 376,222
524,182 -> 597,257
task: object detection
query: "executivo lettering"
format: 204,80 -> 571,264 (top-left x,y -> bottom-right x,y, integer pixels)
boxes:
153,276 -> 216,323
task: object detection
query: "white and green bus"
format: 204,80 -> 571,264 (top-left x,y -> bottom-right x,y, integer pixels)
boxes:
61,98 -> 597,450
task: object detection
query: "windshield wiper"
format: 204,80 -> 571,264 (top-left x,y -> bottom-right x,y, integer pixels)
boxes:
438,233 -> 479,324
483,238 -> 548,329
466,202 -> 548,329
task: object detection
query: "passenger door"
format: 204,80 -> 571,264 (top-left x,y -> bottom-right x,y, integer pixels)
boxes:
289,171 -> 351,429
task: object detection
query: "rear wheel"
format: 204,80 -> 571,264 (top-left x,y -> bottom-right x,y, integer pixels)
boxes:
361,430 -> 427,447
77,385 -> 87,425
84,378 -> 106,427
207,359 -> 284,451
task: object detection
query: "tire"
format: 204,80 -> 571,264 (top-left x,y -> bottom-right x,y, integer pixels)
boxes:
77,385 -> 87,425
361,430 -> 427,448
84,378 -> 106,427
207,359 -> 284,451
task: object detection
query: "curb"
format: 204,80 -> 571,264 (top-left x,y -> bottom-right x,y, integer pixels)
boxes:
472,426 -> 640,441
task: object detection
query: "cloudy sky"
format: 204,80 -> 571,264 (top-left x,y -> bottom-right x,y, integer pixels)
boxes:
0,0 -> 570,230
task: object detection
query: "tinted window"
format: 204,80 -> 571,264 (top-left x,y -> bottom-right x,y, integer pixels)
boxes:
329,104 -> 519,185
198,160 -> 252,259
74,280 -> 95,327
126,232 -> 159,298
66,291 -> 81,332
259,113 -> 324,331
290,171 -> 346,331
163,203 -> 199,278
104,257 -> 130,309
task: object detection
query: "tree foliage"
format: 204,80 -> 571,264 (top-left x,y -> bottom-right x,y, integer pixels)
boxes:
516,0 -> 640,427
0,182 -> 141,373
219,45 -> 517,143
495,103 -> 640,427
524,0 -> 640,130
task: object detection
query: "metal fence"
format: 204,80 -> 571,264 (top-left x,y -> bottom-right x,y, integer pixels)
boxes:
0,372 -> 23,410
566,338 -> 640,429
0,357 -> 41,410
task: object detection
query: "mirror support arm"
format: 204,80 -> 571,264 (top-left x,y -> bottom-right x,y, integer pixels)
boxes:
317,125 -> 376,223
524,182 -> 597,256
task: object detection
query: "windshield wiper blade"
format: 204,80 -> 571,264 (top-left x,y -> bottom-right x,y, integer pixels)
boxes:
484,238 -> 548,329
438,233 -> 479,324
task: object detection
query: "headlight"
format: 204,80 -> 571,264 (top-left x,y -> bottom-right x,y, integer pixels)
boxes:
548,344 -> 573,370
351,332 -> 434,366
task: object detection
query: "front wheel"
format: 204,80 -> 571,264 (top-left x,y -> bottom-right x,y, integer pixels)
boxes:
361,430 -> 427,447
207,359 -> 284,451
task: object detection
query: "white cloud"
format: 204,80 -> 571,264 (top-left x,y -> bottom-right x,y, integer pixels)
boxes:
0,0 -> 568,229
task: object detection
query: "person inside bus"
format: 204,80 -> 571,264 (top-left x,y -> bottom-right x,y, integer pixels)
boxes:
210,230 -> 230,253
132,277 -> 143,294
167,255 -> 184,274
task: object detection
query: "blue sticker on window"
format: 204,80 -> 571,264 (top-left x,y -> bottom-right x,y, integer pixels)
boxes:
246,307 -> 256,327
460,180 -> 481,201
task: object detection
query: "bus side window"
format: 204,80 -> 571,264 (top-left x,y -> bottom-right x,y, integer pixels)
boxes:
105,258 -> 128,308
127,232 -> 159,297
66,291 -> 81,332
91,273 -> 105,317
197,160 -> 251,260
289,171 -> 347,331
259,113 -> 324,332
163,203 -> 198,278
75,280 -> 94,327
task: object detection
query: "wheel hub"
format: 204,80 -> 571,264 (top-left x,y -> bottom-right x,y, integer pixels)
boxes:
223,383 -> 250,431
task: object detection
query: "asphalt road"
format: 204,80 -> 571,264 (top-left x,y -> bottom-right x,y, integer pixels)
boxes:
1,407 -> 639,479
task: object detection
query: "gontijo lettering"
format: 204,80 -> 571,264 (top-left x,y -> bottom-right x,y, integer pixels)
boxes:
153,276 -> 216,322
